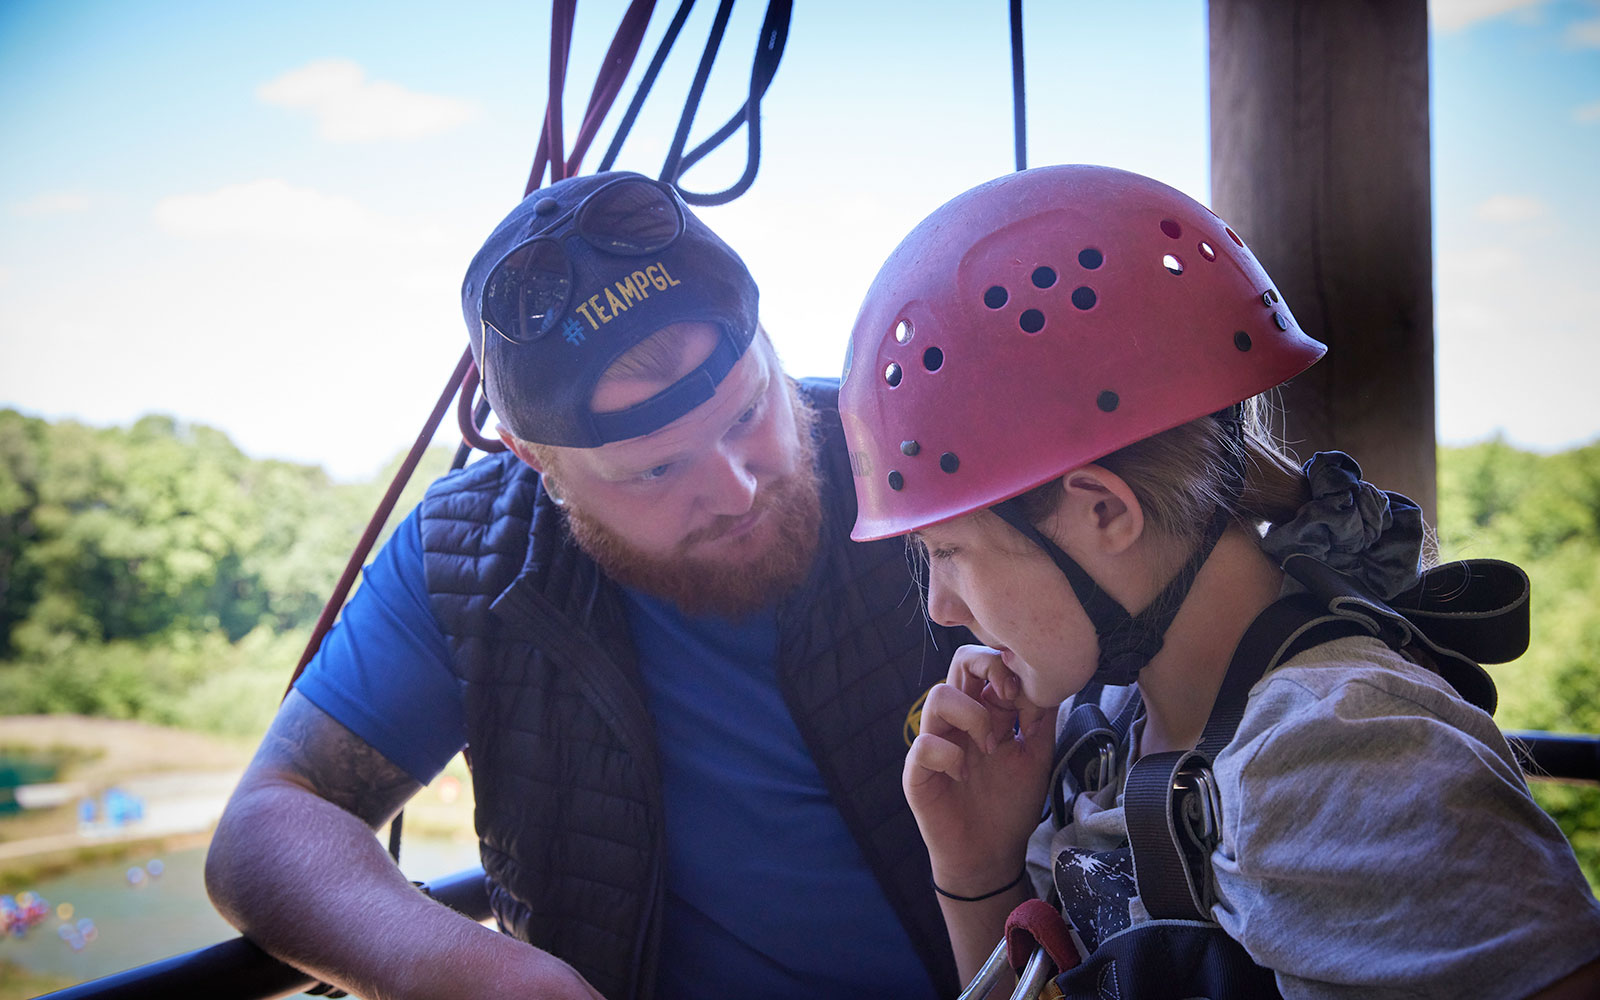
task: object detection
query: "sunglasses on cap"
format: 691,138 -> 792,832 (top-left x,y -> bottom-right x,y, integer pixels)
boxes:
480,176 -> 687,345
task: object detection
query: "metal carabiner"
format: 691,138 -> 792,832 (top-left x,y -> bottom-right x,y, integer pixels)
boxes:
957,937 -> 1011,1000
956,937 -> 1061,1000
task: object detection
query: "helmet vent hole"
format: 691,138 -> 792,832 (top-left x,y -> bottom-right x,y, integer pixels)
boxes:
1162,254 -> 1184,275
1234,330 -> 1253,352
1274,313 -> 1290,331
1198,241 -> 1216,261
1078,248 -> 1104,270
1032,266 -> 1057,288
939,452 -> 960,474
923,346 -> 944,371
888,471 -> 905,491
884,362 -> 903,387
1097,390 -> 1120,413
983,285 -> 1009,309
1019,309 -> 1046,334
1071,287 -> 1097,310
1225,226 -> 1245,248
1160,219 -> 1183,239
895,319 -> 913,343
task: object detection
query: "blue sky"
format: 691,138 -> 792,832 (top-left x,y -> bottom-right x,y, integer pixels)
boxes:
2,0 -> 1597,480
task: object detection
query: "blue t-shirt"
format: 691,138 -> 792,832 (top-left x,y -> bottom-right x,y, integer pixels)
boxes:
295,508 -> 937,1000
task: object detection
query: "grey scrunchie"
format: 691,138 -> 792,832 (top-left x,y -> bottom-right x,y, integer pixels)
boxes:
1261,451 -> 1424,600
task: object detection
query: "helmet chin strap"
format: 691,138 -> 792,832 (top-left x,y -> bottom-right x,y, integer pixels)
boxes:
989,406 -> 1247,688
992,500 -> 1231,688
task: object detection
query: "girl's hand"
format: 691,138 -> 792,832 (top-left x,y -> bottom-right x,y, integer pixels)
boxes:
905,644 -> 1056,896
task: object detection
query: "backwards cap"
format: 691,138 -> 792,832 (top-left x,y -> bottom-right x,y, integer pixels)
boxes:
841,164 -> 1326,541
461,171 -> 759,447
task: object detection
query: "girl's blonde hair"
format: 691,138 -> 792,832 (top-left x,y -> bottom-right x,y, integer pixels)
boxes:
1013,395 -> 1311,546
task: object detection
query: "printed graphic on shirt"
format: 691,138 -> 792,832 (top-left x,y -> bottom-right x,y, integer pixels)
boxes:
1053,844 -> 1136,953
904,685 -> 936,747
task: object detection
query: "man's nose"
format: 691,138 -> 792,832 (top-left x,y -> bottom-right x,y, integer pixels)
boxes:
701,444 -> 759,516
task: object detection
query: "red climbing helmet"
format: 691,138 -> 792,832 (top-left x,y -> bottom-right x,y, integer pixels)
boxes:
841,164 -> 1326,541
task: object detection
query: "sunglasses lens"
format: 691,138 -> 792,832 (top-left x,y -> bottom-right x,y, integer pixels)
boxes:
484,239 -> 570,341
577,179 -> 683,254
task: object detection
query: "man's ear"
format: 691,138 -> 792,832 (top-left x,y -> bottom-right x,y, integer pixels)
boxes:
1058,464 -> 1145,556
498,427 -> 544,473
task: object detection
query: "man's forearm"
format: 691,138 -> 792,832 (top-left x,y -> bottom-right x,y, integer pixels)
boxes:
205,779 -> 600,999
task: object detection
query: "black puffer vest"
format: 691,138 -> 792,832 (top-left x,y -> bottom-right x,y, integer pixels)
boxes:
419,380 -> 961,1000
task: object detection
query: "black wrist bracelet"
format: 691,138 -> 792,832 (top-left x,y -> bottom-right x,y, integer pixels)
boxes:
931,867 -> 1027,902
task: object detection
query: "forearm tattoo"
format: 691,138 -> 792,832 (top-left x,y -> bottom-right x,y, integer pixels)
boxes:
254,691 -> 422,828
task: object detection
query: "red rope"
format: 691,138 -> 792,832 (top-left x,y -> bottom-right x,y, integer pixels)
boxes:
284,347 -> 475,694
529,0 -> 578,192
290,4 -> 665,697
457,361 -> 505,453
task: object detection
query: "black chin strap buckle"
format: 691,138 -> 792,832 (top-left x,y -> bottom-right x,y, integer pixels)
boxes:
1095,630 -> 1164,687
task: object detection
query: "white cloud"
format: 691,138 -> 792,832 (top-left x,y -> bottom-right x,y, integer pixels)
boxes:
256,59 -> 480,142
1567,16 -> 1600,46
1430,0 -> 1547,31
1435,216 -> 1600,452
11,192 -> 91,217
1577,100 -> 1600,122
1474,194 -> 1549,223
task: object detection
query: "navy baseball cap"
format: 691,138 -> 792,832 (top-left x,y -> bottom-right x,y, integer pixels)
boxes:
460,171 -> 760,447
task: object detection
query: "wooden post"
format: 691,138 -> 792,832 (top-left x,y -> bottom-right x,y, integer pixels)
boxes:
1209,0 -> 1436,519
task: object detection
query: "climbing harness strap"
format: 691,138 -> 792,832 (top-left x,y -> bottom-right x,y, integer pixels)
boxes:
1127,555 -> 1527,922
985,556 -> 1529,999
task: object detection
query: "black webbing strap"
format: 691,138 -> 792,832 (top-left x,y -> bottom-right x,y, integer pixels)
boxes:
1047,685 -> 1142,827
1393,559 -> 1529,664
1282,554 -> 1529,714
1124,594 -> 1364,921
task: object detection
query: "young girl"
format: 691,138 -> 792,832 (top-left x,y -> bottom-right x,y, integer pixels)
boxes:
837,165 -> 1600,999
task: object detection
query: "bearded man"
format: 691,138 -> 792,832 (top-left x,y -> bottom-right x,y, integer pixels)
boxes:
205,172 -> 964,1000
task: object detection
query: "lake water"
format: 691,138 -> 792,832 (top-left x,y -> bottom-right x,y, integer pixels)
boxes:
0,832 -> 481,992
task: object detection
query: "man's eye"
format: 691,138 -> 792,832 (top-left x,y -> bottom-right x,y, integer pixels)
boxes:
640,463 -> 673,481
737,404 -> 757,424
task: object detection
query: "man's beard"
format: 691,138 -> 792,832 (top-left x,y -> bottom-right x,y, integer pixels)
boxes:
561,389 -> 823,619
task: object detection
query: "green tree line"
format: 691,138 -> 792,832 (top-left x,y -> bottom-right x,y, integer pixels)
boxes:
1,410 -> 1596,880
0,409 -> 447,738
1435,436 -> 1600,887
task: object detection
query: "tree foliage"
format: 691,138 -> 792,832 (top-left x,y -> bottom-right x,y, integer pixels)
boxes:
1436,435 -> 1600,888
0,408 -> 448,739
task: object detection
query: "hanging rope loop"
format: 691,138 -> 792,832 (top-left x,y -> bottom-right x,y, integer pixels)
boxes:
671,0 -> 792,205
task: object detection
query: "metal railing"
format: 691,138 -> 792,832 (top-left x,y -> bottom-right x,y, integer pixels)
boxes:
31,730 -> 1596,1000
